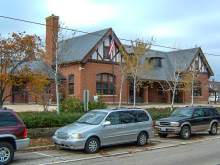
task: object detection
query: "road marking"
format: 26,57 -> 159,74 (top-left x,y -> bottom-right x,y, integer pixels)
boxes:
33,152 -> 54,158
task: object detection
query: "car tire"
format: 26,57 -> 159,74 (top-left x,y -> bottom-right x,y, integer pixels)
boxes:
137,132 -> 148,146
158,133 -> 168,138
209,123 -> 218,135
179,126 -> 190,139
0,142 -> 14,165
84,137 -> 99,153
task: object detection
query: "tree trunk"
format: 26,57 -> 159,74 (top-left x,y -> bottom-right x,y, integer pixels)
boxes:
171,89 -> 176,113
119,81 -> 123,108
55,46 -> 59,115
133,78 -> 136,108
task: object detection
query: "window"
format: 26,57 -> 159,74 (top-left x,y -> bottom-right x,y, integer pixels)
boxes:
96,73 -> 115,95
193,109 -> 202,117
212,108 -> 220,116
105,112 -> 120,125
69,75 -> 74,95
0,112 -> 19,127
119,111 -> 149,124
45,85 -> 51,94
202,109 -> 210,117
158,86 -> 163,96
195,60 -> 199,70
193,87 -> 201,96
104,46 -> 110,59
149,57 -> 162,67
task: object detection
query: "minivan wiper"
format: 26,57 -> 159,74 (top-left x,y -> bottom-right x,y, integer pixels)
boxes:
77,121 -> 92,125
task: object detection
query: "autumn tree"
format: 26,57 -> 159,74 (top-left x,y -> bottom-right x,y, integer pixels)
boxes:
0,32 -> 47,107
46,15 -> 75,114
120,38 -> 156,107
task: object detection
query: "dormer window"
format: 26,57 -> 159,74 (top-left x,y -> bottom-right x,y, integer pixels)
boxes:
149,57 -> 162,67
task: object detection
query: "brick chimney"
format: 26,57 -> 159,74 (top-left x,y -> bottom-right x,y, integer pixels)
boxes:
45,14 -> 59,65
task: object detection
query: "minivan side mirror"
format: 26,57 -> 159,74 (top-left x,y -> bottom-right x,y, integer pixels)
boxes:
103,121 -> 111,126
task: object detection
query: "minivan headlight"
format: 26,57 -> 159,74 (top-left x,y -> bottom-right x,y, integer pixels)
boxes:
170,122 -> 180,127
69,133 -> 82,139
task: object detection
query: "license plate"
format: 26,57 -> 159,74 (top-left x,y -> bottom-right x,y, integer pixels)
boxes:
161,128 -> 166,132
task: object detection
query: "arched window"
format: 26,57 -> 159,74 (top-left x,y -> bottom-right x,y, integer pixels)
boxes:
69,75 -> 74,95
96,73 -> 115,95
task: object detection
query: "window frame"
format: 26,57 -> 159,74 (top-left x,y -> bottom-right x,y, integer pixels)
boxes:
96,73 -> 115,95
69,75 -> 74,95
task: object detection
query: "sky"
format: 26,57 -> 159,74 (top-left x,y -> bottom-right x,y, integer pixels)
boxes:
0,0 -> 220,80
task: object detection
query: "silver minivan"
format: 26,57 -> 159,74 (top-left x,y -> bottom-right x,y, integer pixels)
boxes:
52,108 -> 154,153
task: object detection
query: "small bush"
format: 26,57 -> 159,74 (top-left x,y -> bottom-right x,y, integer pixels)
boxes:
59,95 -> 107,113
59,96 -> 84,113
88,95 -> 108,110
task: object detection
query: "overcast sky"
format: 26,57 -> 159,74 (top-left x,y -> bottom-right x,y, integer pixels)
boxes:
0,0 -> 220,80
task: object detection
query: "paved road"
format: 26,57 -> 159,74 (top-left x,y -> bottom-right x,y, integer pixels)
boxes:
11,133 -> 220,165
82,137 -> 220,165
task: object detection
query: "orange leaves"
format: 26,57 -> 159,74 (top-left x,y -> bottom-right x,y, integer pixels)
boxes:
0,32 -> 46,104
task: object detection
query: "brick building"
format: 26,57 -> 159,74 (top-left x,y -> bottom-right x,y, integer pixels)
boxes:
4,15 -> 214,104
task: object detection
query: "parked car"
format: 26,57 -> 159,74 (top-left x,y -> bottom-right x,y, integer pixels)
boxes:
155,106 -> 220,139
0,108 -> 30,165
52,108 -> 154,153
209,96 -> 219,102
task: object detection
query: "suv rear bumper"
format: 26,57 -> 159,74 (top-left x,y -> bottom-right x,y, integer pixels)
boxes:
16,138 -> 30,150
155,126 -> 181,134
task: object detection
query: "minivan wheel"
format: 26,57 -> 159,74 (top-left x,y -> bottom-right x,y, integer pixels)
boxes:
209,123 -> 217,135
137,132 -> 148,146
84,137 -> 99,153
0,142 -> 14,165
158,133 -> 168,138
179,126 -> 190,139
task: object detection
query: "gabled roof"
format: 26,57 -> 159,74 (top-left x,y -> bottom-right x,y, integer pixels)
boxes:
56,28 -> 118,65
126,46 -> 213,81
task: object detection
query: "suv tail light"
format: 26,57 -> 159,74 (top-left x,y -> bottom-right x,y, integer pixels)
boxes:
24,129 -> 27,138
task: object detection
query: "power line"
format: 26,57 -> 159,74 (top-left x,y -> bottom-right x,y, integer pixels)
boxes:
0,15 -> 220,57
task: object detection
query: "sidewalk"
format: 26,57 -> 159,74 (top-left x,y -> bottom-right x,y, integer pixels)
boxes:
3,102 -> 220,112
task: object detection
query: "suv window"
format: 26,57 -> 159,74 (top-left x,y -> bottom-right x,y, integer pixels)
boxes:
193,109 -> 203,117
0,112 -> 19,127
212,108 -> 220,116
202,108 -> 211,117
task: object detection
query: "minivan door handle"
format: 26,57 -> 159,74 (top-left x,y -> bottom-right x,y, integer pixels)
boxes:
122,126 -> 126,129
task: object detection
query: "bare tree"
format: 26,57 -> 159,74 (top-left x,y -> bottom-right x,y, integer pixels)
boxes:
158,45 -> 191,112
182,50 -> 203,107
114,56 -> 128,107
120,38 -> 156,107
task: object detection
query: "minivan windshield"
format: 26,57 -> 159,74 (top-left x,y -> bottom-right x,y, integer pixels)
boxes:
77,111 -> 108,125
171,108 -> 193,117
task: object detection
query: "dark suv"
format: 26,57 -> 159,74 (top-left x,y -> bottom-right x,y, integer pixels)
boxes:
155,106 -> 220,139
0,108 -> 30,165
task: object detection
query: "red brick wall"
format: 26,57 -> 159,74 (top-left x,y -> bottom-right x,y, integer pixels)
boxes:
58,62 -> 129,103
183,73 -> 209,103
